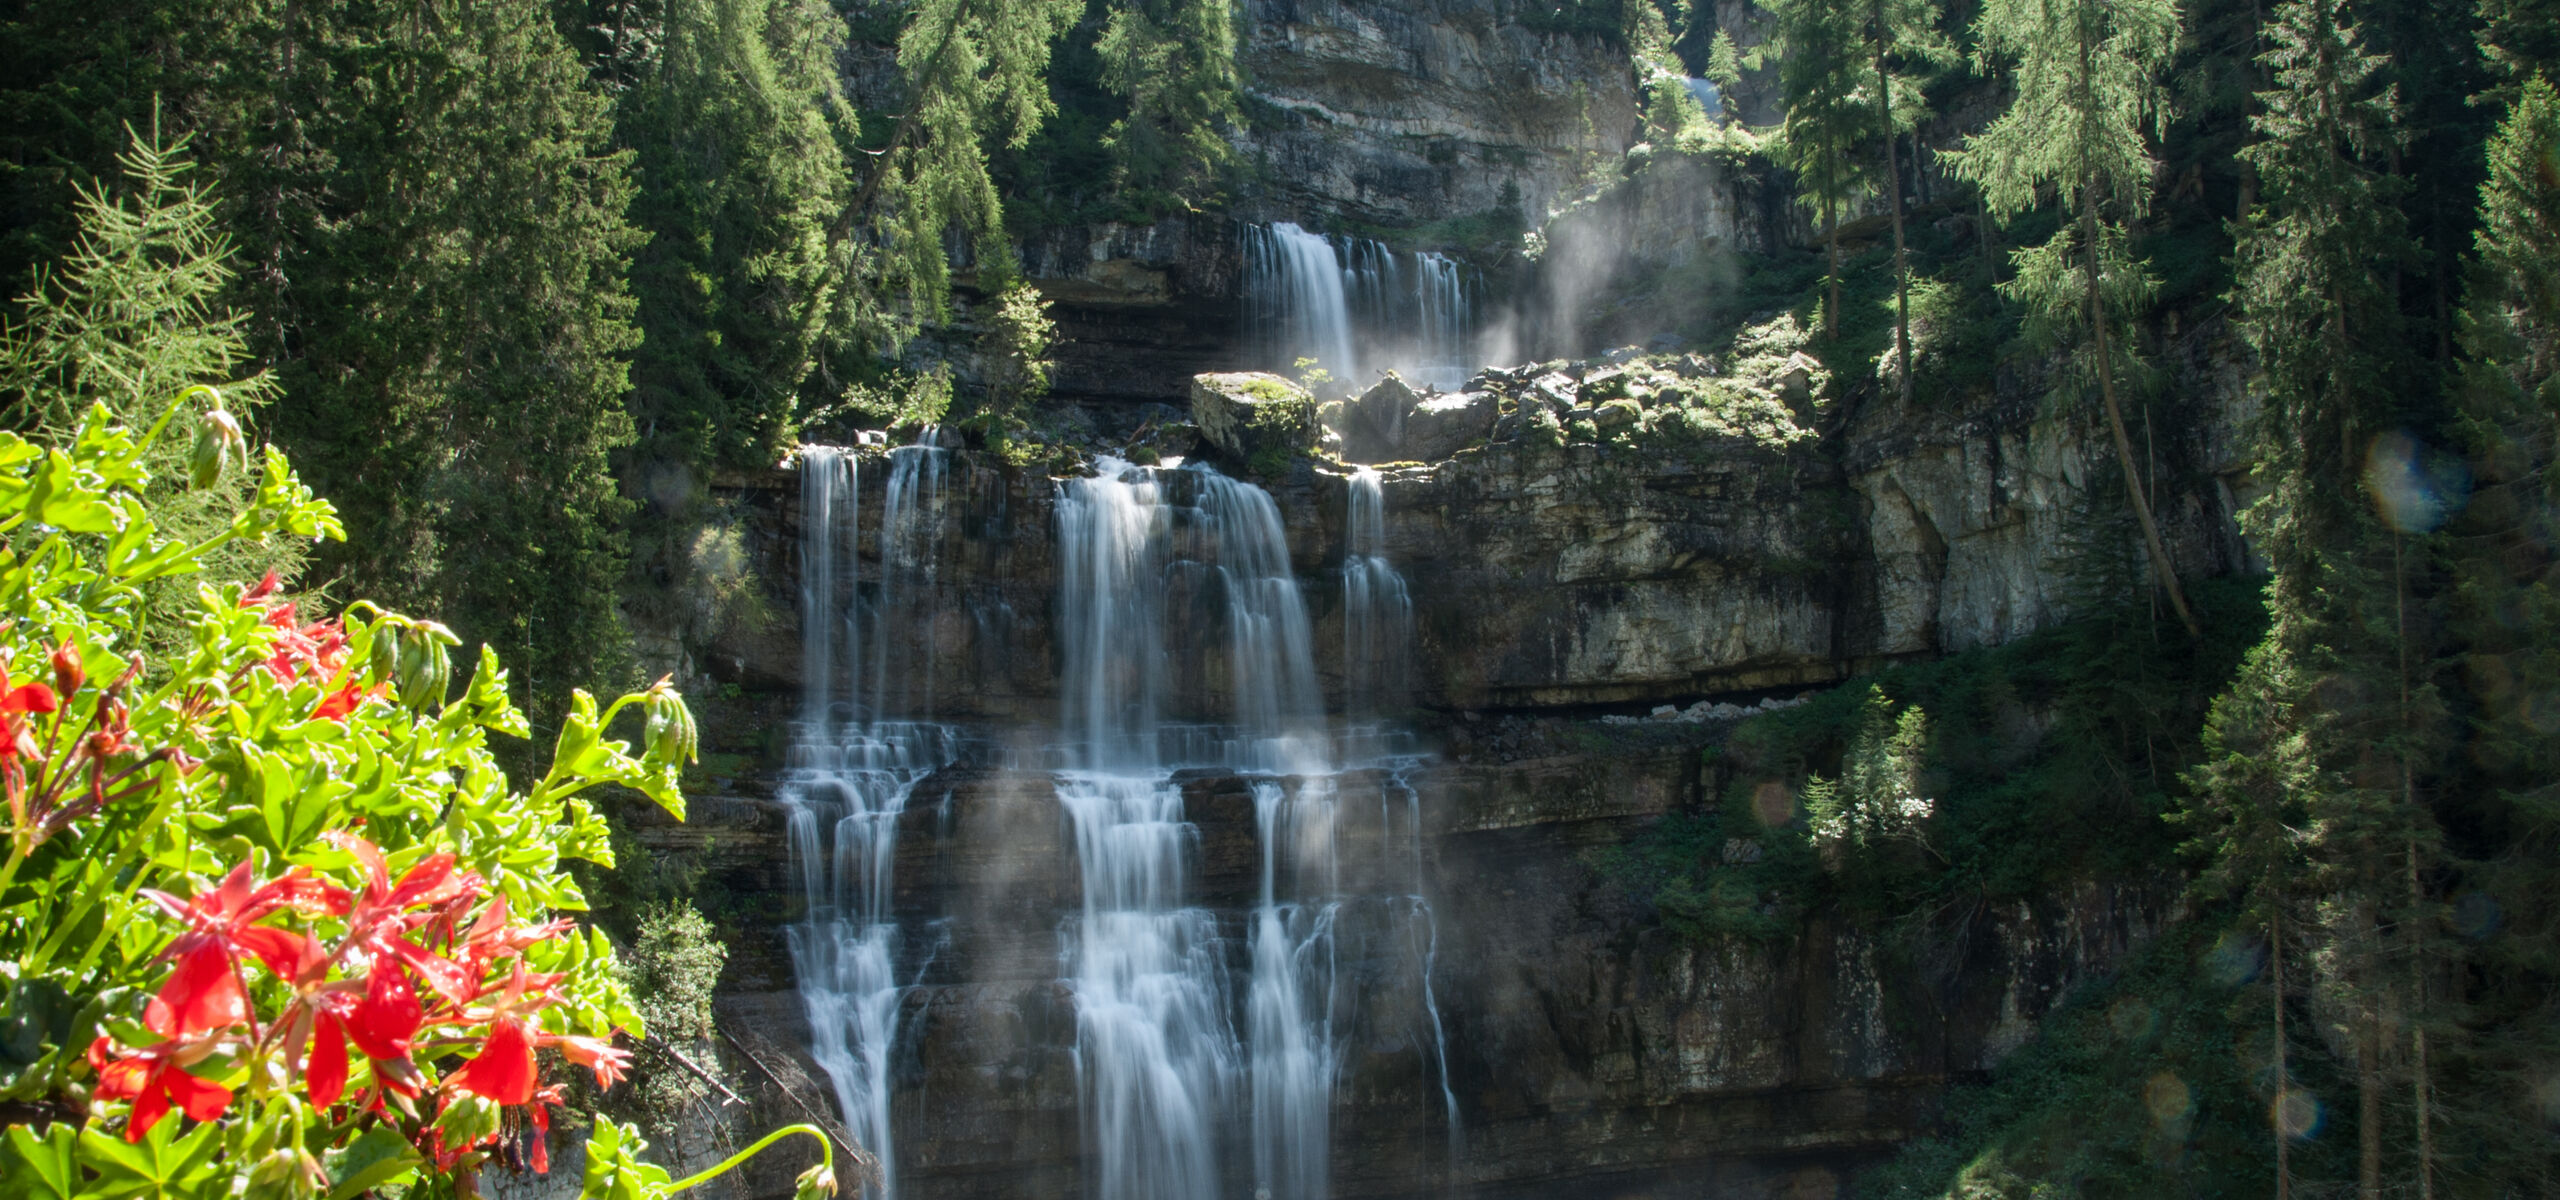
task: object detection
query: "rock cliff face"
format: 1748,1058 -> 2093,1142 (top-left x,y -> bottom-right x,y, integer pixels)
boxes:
630,720 -> 2173,1200
1021,1 -> 1644,406
631,314 -> 2244,1193
613,6 -> 2257,1196
1230,0 -> 1640,225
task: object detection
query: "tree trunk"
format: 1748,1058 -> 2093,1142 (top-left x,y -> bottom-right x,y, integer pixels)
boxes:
1825,184 -> 1842,342
1879,54 -> 1912,405
2273,907 -> 2291,1200
2395,532 -> 2435,1200
2409,828 -> 2434,1200
2359,995 -> 2382,1200
2079,179 -> 2203,637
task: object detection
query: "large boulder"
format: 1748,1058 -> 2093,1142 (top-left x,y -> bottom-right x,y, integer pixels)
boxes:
1330,373 -> 1495,463
1399,391 -> 1500,461
1189,372 -> 1314,464
1334,372 -> 1420,462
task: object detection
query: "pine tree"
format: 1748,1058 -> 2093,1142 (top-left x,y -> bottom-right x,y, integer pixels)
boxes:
216,0 -> 647,724
1858,0 -> 1948,403
1948,0 -> 2198,636
2209,3 -> 2451,1194
2440,74 -> 2560,1195
1095,0 -> 1243,209
853,0 -> 1084,331
615,0 -> 861,475
1769,0 -> 1877,342
0,125 -> 302,600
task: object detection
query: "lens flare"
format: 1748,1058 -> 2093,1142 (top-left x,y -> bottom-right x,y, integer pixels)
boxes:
2205,930 -> 2266,987
2272,1089 -> 2324,1140
2144,1073 -> 2193,1125
2362,431 -> 2468,535
2454,891 -> 2505,941
1751,779 -> 1796,827
2108,997 -> 2158,1042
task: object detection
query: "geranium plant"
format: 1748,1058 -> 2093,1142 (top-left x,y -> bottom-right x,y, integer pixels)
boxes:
0,398 -> 833,1198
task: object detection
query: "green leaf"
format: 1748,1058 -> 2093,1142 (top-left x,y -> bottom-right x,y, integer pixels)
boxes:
322,1125 -> 419,1200
75,1115 -> 222,1200
30,449 -> 117,534
4,1122 -> 81,1200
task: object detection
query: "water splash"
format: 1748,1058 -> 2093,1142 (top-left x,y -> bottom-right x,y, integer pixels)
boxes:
1057,461 -> 1247,1200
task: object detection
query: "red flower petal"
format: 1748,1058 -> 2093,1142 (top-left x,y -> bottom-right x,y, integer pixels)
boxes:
233,926 -> 312,980
165,1066 -> 233,1123
444,1017 -> 537,1106
347,966 -> 423,1060
551,1035 -> 632,1089
240,570 -> 282,605
386,854 -> 467,909
312,681 -> 368,721
144,942 -> 246,1037
125,1076 -> 172,1141
308,1010 -> 351,1109
0,681 -> 58,715
390,938 -> 476,1006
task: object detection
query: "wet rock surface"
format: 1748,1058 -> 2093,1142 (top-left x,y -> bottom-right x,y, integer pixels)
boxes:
625,716 -> 2171,1200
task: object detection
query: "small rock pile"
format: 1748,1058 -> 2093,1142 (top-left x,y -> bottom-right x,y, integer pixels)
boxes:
1598,695 -> 1811,726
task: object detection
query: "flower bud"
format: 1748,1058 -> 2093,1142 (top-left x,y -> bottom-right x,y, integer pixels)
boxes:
433,1092 -> 503,1147
795,1163 -> 840,1200
368,623 -> 403,683
190,408 -> 244,491
645,691 -> 697,766
246,1147 -> 321,1200
395,633 -> 450,713
49,640 -> 82,697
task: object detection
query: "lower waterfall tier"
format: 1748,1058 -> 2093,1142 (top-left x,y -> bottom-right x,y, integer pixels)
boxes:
630,730 -> 2168,1200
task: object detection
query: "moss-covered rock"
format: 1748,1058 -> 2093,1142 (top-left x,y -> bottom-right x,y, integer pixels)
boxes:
1189,371 -> 1314,465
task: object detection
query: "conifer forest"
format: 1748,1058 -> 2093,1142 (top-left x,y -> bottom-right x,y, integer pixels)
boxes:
0,1 -> 2556,1198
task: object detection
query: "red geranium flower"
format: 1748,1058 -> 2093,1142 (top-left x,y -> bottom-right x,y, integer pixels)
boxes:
88,1036 -> 232,1141
311,679 -> 382,721
326,834 -> 480,1004
138,862 -> 334,1037
545,1033 -> 632,1089
445,1013 -> 538,1106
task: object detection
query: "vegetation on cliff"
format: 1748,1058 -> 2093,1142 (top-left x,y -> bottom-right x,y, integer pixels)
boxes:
4,0 -> 2560,1195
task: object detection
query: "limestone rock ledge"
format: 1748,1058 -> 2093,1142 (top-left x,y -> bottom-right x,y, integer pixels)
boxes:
600,731 -> 2170,1200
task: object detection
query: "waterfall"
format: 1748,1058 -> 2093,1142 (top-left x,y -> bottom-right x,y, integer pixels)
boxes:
1056,460 -> 1358,1200
1342,467 -> 1413,722
1244,223 -> 1476,394
1343,470 -> 1458,1177
1056,461 -> 1237,1200
1250,776 -> 1341,1200
782,441 -> 958,1200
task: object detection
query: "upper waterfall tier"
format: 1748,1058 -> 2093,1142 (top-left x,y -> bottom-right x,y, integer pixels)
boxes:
1243,223 -> 1478,395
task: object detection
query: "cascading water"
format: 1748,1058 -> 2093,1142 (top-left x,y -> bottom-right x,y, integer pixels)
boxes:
1342,467 -> 1413,723
1341,471 -> 1460,1176
1244,223 -> 1477,393
1250,775 -> 1342,1200
782,442 -> 957,1200
1053,459 -> 1370,1200
1044,458 -> 1454,1200
1054,463 -> 1236,1200
779,442 -> 1450,1199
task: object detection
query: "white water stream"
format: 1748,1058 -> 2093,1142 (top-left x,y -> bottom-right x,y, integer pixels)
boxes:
782,442 -> 958,1200
1244,223 -> 1475,393
786,446 -> 1453,1200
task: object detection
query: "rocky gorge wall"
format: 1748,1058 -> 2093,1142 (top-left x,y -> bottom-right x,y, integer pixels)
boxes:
588,5 -> 2267,1195
1007,0 -> 1649,406
613,315 -> 2250,1196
